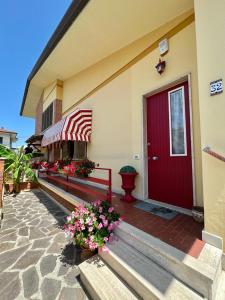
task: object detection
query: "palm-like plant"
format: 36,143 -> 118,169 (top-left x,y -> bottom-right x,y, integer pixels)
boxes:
0,145 -> 37,193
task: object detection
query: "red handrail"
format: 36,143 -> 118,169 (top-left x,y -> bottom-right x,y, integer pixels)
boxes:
203,146 -> 225,163
40,166 -> 112,203
94,167 -> 112,203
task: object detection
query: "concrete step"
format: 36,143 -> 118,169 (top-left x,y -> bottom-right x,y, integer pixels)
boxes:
100,238 -> 204,300
215,271 -> 225,300
79,255 -> 139,300
115,222 -> 222,300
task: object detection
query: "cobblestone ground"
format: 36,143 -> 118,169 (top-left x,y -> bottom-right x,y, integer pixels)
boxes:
0,190 -> 89,300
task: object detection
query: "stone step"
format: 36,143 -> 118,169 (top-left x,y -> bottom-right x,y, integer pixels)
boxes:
215,271 -> 225,300
100,238 -> 204,300
79,255 -> 139,300
115,222 -> 222,300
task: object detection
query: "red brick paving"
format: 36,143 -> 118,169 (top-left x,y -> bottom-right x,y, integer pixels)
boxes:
42,176 -> 205,258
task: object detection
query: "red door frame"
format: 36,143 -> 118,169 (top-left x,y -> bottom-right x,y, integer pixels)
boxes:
143,76 -> 195,209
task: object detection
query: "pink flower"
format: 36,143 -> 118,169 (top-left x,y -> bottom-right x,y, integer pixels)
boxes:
99,214 -> 105,220
89,242 -> 97,250
108,207 -> 114,213
114,221 -> 120,227
103,237 -> 108,242
88,227 -> 93,232
93,200 -> 101,207
99,245 -> 109,253
108,223 -> 114,231
99,207 -> 103,213
103,220 -> 108,227
67,216 -> 72,222
98,223 -> 103,229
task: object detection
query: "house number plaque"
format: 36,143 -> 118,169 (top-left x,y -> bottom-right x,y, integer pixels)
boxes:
210,79 -> 223,96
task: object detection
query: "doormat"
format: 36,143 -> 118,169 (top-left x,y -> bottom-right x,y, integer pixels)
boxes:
134,202 -> 179,220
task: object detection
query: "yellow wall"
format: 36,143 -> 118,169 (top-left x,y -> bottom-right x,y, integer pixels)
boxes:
61,21 -> 203,204
43,80 -> 63,111
194,0 -> 225,250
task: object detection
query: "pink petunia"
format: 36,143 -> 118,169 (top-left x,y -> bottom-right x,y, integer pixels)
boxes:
88,227 -> 93,232
103,220 -> 108,227
98,223 -> 103,229
108,207 -> 114,213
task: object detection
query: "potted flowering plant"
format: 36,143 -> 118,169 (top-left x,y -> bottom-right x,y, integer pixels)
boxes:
64,200 -> 120,257
75,159 -> 95,178
119,165 -> 138,203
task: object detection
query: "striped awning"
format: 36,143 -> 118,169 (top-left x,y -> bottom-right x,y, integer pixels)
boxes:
41,109 -> 92,147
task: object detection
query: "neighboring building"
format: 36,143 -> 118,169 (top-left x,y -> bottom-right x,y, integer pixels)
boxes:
20,0 -> 225,261
0,127 -> 17,149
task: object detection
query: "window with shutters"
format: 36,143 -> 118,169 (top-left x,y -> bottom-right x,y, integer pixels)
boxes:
42,103 -> 53,131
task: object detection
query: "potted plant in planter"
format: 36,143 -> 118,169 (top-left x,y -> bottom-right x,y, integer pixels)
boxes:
119,165 -> 138,203
0,145 -> 38,193
192,206 -> 204,223
64,200 -> 121,262
75,159 -> 95,178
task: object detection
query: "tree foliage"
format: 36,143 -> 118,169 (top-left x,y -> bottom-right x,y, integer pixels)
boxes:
0,145 -> 37,192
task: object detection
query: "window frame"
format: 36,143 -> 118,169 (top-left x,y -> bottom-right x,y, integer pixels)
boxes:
73,141 -> 87,160
42,102 -> 53,132
168,86 -> 187,157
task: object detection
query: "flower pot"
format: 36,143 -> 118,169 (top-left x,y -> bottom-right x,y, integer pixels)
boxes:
119,172 -> 138,203
192,206 -> 204,223
61,243 -> 95,265
76,246 -> 96,263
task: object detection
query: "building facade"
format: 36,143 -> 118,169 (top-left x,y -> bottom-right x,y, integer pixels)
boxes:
21,0 -> 225,256
0,127 -> 17,149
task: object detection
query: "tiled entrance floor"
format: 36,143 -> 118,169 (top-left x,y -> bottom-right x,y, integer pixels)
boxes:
42,176 -> 205,258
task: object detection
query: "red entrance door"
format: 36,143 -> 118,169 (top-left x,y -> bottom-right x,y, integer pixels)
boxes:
147,81 -> 193,209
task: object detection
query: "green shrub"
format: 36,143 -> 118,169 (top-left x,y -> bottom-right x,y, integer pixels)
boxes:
119,165 -> 136,173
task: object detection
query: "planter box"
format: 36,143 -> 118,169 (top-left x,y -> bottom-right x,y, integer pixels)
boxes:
5,182 -> 39,193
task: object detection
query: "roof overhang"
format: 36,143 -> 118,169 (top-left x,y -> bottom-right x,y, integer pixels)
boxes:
21,0 -> 194,118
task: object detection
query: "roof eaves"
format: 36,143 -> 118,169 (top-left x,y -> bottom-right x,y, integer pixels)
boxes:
20,0 -> 90,116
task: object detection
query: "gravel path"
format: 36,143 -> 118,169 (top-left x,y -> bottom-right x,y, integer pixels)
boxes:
0,190 -> 89,300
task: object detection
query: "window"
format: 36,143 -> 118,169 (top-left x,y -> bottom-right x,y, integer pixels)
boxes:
61,141 -> 87,160
0,137 -> 2,144
168,86 -> 187,156
42,103 -> 53,131
74,141 -> 87,160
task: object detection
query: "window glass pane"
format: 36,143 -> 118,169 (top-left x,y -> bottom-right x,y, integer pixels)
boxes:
74,141 -> 87,160
42,102 -> 53,131
0,137 -> 3,144
169,88 -> 186,155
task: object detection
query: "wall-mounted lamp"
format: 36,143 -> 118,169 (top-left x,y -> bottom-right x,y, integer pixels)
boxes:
155,58 -> 166,75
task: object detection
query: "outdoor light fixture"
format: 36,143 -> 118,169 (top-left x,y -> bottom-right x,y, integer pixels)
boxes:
155,58 -> 166,75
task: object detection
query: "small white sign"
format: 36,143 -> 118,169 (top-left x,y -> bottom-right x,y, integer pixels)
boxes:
159,39 -> 169,55
210,79 -> 223,96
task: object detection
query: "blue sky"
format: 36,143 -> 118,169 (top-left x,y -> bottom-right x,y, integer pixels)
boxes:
0,0 -> 71,146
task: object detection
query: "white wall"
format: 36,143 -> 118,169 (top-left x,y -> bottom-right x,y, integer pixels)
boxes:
0,133 -> 11,148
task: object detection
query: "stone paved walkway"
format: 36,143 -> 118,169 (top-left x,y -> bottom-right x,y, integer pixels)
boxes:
0,190 -> 89,300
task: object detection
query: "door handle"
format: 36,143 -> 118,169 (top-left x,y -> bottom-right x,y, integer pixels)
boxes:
152,156 -> 159,160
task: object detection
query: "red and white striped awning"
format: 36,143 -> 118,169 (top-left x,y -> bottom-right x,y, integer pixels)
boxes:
41,109 -> 92,147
